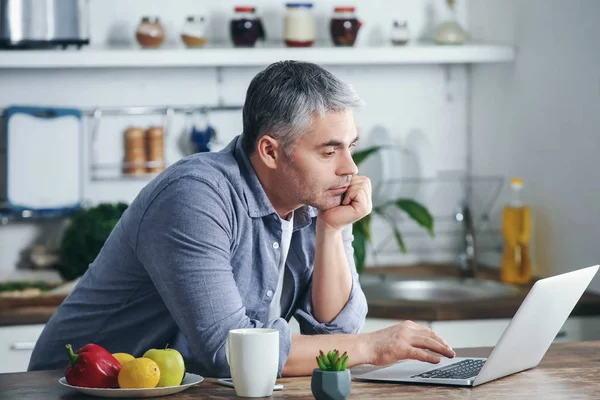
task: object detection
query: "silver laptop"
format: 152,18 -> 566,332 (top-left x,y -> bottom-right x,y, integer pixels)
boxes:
355,264 -> 599,387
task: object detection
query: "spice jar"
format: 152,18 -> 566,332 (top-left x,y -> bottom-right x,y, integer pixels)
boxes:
284,3 -> 316,47
124,127 -> 146,175
181,15 -> 208,48
136,17 -> 165,48
330,6 -> 362,47
146,126 -> 165,174
391,20 -> 410,45
230,6 -> 265,47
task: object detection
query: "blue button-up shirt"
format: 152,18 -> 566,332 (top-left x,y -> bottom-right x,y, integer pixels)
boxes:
28,135 -> 368,377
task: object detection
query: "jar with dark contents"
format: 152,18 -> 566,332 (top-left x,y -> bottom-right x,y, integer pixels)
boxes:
230,6 -> 265,47
330,6 -> 362,47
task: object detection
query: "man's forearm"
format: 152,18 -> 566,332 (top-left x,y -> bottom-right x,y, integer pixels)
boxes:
282,333 -> 369,376
312,223 -> 353,323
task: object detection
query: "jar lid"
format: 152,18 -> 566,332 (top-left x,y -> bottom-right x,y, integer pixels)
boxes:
234,6 -> 256,12
186,15 -> 205,22
286,3 -> 314,8
141,16 -> 160,23
334,6 -> 355,12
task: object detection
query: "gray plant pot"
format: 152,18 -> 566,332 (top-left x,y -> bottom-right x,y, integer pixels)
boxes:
310,368 -> 351,400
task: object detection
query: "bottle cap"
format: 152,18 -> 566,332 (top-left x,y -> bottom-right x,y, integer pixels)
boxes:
334,7 -> 355,12
510,177 -> 524,187
234,6 -> 256,12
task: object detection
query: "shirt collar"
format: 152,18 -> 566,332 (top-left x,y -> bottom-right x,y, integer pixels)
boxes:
232,135 -> 317,231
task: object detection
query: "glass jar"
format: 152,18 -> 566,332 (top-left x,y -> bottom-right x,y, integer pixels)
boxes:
391,20 -> 410,45
434,0 -> 466,45
230,6 -> 265,47
181,15 -> 208,48
146,126 -> 165,174
135,17 -> 165,49
124,127 -> 146,175
284,3 -> 316,47
330,6 -> 362,47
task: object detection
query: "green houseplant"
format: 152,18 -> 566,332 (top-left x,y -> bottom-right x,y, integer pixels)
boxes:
311,350 -> 351,400
56,202 -> 128,280
351,146 -> 435,274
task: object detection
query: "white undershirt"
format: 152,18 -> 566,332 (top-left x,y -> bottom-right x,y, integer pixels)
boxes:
267,212 -> 294,322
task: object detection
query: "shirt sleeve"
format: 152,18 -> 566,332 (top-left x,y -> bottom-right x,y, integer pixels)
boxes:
136,176 -> 291,378
293,223 -> 368,335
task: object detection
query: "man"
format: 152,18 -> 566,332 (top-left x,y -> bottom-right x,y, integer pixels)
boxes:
29,61 -> 454,377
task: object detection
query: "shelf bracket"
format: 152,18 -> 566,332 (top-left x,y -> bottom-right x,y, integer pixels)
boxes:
443,64 -> 454,103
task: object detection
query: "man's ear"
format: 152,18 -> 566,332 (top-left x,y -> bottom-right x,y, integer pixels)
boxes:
256,135 -> 283,169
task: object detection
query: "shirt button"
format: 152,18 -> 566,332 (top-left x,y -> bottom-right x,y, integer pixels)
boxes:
266,290 -> 274,297
272,242 -> 279,249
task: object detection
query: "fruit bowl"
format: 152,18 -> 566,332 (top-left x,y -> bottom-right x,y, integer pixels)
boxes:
58,372 -> 204,398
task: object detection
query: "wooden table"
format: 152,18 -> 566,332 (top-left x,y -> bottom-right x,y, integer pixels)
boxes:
1,341 -> 599,399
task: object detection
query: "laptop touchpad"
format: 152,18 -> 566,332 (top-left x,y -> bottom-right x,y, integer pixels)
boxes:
357,357 -> 464,380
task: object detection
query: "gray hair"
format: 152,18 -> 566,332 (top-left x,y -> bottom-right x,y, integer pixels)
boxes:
241,60 -> 364,155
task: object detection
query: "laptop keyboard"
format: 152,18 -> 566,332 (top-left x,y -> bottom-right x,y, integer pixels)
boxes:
412,359 -> 485,380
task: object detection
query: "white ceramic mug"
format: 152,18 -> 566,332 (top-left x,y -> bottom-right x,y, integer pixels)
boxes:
226,328 -> 279,397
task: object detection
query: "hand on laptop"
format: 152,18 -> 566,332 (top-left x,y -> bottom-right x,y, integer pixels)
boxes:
365,320 -> 456,365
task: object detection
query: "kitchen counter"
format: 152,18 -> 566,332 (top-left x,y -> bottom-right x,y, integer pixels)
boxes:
0,295 -> 65,326
1,341 -> 600,399
363,263 -> 600,320
3,264 -> 600,326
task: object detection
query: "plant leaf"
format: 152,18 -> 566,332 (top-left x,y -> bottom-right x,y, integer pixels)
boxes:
341,354 -> 349,371
316,356 -> 327,370
351,146 -> 382,166
391,225 -> 407,253
320,351 -> 331,367
393,199 -> 435,237
328,351 -> 337,366
352,221 -> 367,275
334,357 -> 342,371
354,214 -> 371,242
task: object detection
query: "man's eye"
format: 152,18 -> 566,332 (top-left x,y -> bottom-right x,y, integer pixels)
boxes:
324,151 -> 335,157
349,142 -> 357,149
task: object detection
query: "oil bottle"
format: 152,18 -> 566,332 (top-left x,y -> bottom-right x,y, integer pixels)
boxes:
501,178 -> 532,284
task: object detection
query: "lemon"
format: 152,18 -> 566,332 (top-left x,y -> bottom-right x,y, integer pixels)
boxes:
112,352 -> 135,366
118,358 -> 160,389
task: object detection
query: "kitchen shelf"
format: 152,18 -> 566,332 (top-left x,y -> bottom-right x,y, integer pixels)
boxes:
0,208 -> 78,226
0,42 -> 516,68
86,104 -> 242,182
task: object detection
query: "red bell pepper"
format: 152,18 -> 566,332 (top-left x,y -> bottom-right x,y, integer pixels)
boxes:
65,343 -> 121,388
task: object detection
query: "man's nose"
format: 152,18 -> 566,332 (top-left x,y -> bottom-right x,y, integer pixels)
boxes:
338,149 -> 358,176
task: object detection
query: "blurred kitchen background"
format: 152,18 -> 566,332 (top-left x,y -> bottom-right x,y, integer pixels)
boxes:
1,0 -> 599,373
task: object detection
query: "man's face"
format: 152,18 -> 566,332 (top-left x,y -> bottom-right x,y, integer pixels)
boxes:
277,110 -> 359,211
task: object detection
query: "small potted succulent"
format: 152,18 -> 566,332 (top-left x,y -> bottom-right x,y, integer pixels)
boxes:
311,350 -> 351,400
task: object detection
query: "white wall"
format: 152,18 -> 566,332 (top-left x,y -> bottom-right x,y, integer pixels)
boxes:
0,0 -> 473,278
469,0 -> 600,291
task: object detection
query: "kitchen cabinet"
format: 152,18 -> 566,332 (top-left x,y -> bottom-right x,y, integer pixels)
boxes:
0,324 -> 45,373
431,316 -> 600,348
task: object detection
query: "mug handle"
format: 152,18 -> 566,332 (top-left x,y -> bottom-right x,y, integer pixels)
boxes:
225,335 -> 230,365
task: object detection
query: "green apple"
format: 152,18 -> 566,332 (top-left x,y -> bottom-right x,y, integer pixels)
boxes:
143,345 -> 185,387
